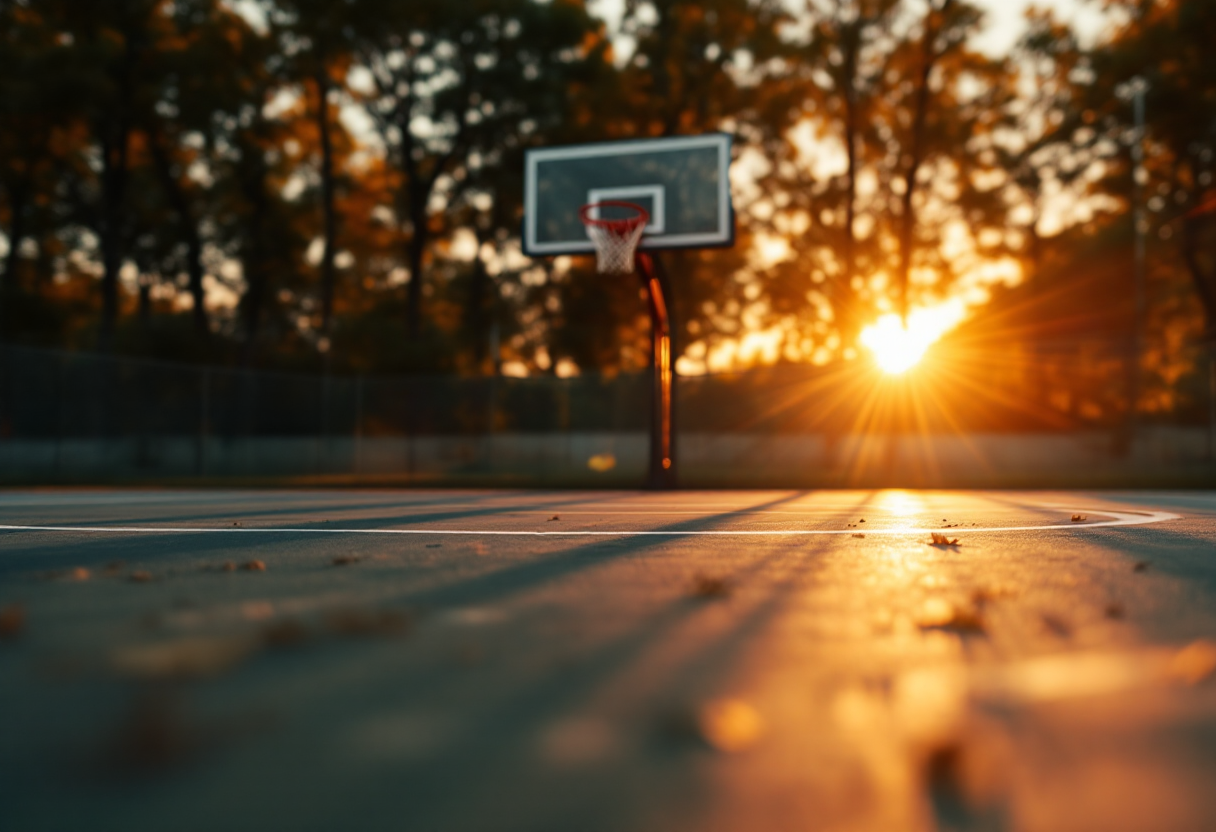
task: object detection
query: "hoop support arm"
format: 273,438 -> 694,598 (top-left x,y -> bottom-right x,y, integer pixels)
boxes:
636,252 -> 674,488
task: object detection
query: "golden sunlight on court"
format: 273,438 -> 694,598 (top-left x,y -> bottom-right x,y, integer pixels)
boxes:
860,301 -> 967,374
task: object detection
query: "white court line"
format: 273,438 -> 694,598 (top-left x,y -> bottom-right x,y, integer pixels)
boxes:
0,508 -> 1180,536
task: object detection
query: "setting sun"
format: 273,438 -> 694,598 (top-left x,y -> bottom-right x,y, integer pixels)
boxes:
860,302 -> 967,374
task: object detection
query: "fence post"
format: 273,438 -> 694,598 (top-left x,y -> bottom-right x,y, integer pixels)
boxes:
54,351 -> 64,475
196,367 -> 209,477
353,375 -> 364,475
486,373 -> 496,474
1209,343 -> 1216,463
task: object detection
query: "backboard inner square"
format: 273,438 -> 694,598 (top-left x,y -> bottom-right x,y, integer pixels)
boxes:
587,186 -> 666,234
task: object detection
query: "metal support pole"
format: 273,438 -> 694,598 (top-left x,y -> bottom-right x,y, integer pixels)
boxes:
1128,76 -> 1148,444
636,252 -> 674,488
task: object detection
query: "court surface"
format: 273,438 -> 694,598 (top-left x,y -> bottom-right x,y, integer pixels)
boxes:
2,489 -> 1214,832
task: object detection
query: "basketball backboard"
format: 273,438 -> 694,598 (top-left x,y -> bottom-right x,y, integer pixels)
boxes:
522,133 -> 734,256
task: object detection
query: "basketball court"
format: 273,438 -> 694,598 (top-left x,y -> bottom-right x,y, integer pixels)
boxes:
2,488 -> 1215,831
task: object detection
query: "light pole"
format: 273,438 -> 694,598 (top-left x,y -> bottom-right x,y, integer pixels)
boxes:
1119,75 -> 1149,443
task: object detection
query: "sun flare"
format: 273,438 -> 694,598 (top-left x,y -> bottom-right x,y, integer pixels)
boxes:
860,301 -> 967,374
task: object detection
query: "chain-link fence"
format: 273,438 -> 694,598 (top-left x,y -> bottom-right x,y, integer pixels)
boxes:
1,342 -> 1214,485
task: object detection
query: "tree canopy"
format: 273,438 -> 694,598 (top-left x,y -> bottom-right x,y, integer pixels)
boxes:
0,0 -> 1211,431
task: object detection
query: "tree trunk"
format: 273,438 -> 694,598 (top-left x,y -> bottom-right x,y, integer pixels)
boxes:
98,117 -> 131,352
314,62 -> 338,336
2,175 -> 29,292
148,130 -> 209,336
840,17 -> 861,341
468,244 -> 490,371
138,279 -> 151,327
896,0 -> 949,325
1181,213 -> 1216,336
240,150 -> 270,366
405,193 -> 426,344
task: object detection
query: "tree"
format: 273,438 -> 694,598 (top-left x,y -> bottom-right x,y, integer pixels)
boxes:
1090,0 -> 1216,338
266,0 -> 358,341
352,0 -> 602,356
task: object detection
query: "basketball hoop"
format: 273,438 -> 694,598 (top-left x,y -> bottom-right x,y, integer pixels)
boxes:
579,201 -> 649,274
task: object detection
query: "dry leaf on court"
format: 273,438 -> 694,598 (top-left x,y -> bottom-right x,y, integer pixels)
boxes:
324,608 -> 412,637
918,598 -> 985,635
111,635 -> 260,680
852,533 -> 865,539
0,604 -> 25,639
262,618 -> 312,648
930,533 -> 960,546
656,698 -> 764,753
1168,640 -> 1216,685
689,574 -> 731,600
587,454 -> 616,472
242,560 -> 266,572
1071,514 -> 1087,522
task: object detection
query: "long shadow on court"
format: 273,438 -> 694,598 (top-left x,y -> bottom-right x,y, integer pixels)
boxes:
23,490 -> 598,529
0,492 -> 630,577
0,491 -> 817,588
0,491 -> 870,832
326,505 -> 854,831
1074,525 -> 1216,599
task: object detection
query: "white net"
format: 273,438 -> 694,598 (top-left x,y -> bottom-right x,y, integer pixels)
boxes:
586,222 -> 647,274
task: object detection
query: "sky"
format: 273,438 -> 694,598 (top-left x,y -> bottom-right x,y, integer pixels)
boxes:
587,0 -> 1111,58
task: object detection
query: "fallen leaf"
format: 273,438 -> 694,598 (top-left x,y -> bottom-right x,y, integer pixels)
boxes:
242,560 -> 266,572
930,533 -> 960,546
852,533 -> 865,539
0,604 -> 25,639
241,601 -> 274,621
548,515 -> 560,522
697,699 -> 764,753
115,689 -> 190,768
859,519 -> 866,523
971,586 -> 1013,606
587,453 -> 617,472
1168,640 -> 1216,685
1041,614 -> 1071,638
324,609 -> 412,637
689,574 -> 731,600
111,635 -> 259,680
918,598 -> 985,635
1071,514 -> 1087,522
67,567 -> 90,581
129,571 -> 154,583
262,618 -> 312,648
